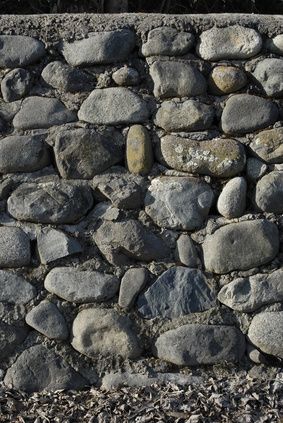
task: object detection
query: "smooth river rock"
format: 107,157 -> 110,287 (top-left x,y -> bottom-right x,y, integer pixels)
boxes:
255,171 -> 283,213
0,35 -> 46,68
266,34 -> 283,55
253,58 -> 283,98
0,227 -> 30,268
217,177 -> 247,219
249,128 -> 283,164
126,125 -> 153,175
41,61 -> 93,92
248,312 -> 283,359
142,27 -> 194,56
208,65 -> 247,95
118,268 -> 149,310
203,220 -> 279,274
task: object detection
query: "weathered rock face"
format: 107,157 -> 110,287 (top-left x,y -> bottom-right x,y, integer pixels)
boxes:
142,27 -> 194,56
137,267 -> 216,319
7,182 -> 93,224
0,323 -> 28,360
0,270 -> 36,304
255,172 -> 283,213
0,227 -> 30,268
253,58 -> 283,98
159,135 -> 246,178
248,312 -> 283,359
208,66 -> 247,95
0,35 -> 46,68
54,128 -> 124,179
94,220 -> 169,265
78,87 -> 149,125
60,30 -> 136,66
112,66 -> 140,86
126,125 -> 153,175
44,267 -> 120,303
155,100 -> 215,132
196,26 -> 262,60
1,68 -> 31,102
4,345 -> 86,393
221,94 -> 278,135
218,269 -> 283,312
37,229 -> 82,264
249,128 -> 283,164
203,220 -> 279,274
41,61 -> 93,92
155,324 -> 245,365
71,308 -> 141,359
145,176 -> 214,230
217,177 -> 247,219
246,157 -> 267,181
149,61 -> 207,98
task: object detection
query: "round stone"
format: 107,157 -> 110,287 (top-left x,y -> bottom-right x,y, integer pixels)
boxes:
217,177 -> 247,219
112,66 -> 140,86
208,66 -> 247,95
253,58 -> 283,98
249,128 -> 283,164
248,312 -> 283,359
255,171 -> 283,213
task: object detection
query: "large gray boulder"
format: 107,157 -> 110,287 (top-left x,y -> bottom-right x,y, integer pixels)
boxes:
155,324 -> 245,365
0,35 -> 46,68
0,227 -> 30,267
44,267 -> 120,303
137,267 -> 216,319
248,312 -> 283,359
249,128 -> 283,164
255,172 -> 283,213
203,220 -> 279,274
145,176 -> 213,230
253,58 -> 283,97
142,27 -> 194,57
0,270 -> 36,304
7,182 -> 93,224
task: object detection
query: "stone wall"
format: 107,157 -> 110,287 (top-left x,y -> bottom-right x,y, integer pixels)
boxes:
0,14 -> 283,393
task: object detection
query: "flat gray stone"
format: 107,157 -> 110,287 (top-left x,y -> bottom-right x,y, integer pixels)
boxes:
13,96 -> 76,130
248,312 -> 283,359
112,66 -> 140,86
54,127 -> 124,179
266,34 -> 283,55
142,27 -> 194,56
25,301 -> 68,340
159,135 -> 246,178
137,267 -> 216,319
253,58 -> 283,98
41,61 -> 93,92
7,181 -> 93,224
71,308 -> 141,359
150,61 -> 206,98
1,68 -> 31,102
78,87 -> 149,125
37,229 -> 82,264
249,128 -> 283,164
175,234 -> 200,268
155,324 -> 245,365
0,227 -> 30,268
197,26 -> 262,60
246,157 -> 267,181
155,100 -> 215,132
0,35 -> 46,68
255,171 -> 283,213
221,94 -> 278,135
118,268 -> 149,310
0,270 -> 36,304
44,267 -> 120,303
0,135 -> 50,173
94,219 -> 169,265
60,30 -> 136,66
217,177 -> 247,219
4,344 -> 86,392
0,323 -> 28,360
145,176 -> 213,230
203,220 -> 279,274
218,268 -> 283,312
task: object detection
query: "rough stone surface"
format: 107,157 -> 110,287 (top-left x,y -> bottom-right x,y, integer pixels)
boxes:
248,312 -> 283,359
78,87 -> 149,125
155,324 -> 245,365
155,100 -> 215,132
71,308 -> 141,359
54,128 -> 124,179
25,301 -> 69,340
218,268 -> 283,312
221,94 -> 278,135
41,61 -> 93,92
44,267 -> 120,303
175,234 -> 200,268
0,35 -> 45,68
94,219 -> 169,265
159,135 -> 246,178
1,68 -> 31,102
37,229 -> 82,264
118,268 -> 149,310
126,125 -> 153,175
145,176 -> 213,230
203,220 -> 279,274
13,96 -> 76,130
253,58 -> 283,98
142,27 -> 194,56
112,66 -> 140,86
7,182 -> 93,224
217,177 -> 247,219
208,66 -> 247,95
255,171 -> 283,213
246,157 -> 267,181
0,227 -> 30,268
60,30 -> 136,66
197,26 -> 262,60
150,61 -> 206,98
137,267 -> 216,319
0,323 -> 28,360
0,135 -> 50,174
249,128 -> 283,164
266,34 -> 283,55
4,345 -> 86,393
0,270 -> 36,304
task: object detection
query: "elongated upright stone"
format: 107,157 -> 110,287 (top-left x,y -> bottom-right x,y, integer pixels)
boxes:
126,125 -> 153,175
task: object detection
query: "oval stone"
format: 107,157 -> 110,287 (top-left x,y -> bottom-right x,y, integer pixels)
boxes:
217,177 -> 247,219
0,35 -> 46,68
255,171 -> 283,213
249,128 -> 283,164
208,66 -> 247,95
253,58 -> 283,98
126,125 -> 153,175
142,27 -> 194,57
266,34 -> 283,55
248,312 -> 283,359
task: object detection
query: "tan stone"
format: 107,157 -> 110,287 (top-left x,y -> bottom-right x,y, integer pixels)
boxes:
249,128 -> 283,164
208,66 -> 247,95
126,125 -> 153,175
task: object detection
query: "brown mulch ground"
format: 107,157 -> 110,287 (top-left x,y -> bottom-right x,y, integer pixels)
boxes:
0,373 -> 282,423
